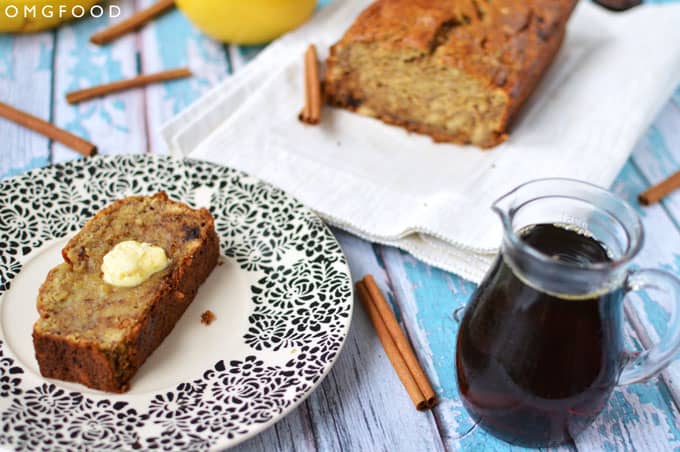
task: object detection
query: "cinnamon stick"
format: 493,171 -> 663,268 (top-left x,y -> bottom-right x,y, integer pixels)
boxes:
299,44 -> 322,125
0,101 -> 96,157
357,281 -> 429,411
90,0 -> 175,45
66,68 -> 192,104
639,170 -> 680,206
362,275 -> 437,408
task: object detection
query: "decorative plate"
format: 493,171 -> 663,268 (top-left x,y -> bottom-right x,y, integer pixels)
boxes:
0,155 -> 353,451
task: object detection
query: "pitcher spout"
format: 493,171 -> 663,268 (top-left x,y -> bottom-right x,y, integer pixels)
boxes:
491,189 -> 516,231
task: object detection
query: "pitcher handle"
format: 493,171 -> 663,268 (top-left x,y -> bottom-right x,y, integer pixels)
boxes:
619,269 -> 680,385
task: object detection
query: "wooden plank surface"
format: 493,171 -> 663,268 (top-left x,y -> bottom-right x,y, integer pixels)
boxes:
625,101 -> 680,409
51,0 -> 147,163
1,1 -> 679,451
379,235 -> 680,452
235,236 -> 448,452
137,0 -> 231,154
0,32 -> 53,177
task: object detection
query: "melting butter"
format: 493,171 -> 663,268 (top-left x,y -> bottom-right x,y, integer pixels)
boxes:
102,241 -> 169,287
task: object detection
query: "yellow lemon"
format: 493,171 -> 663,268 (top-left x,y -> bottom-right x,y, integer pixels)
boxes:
176,0 -> 316,45
0,0 -> 101,33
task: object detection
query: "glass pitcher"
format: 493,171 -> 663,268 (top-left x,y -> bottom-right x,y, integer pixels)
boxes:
455,178 -> 680,447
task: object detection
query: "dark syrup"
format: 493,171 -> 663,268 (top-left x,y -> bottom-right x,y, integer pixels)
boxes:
456,224 -> 625,447
593,0 -> 642,12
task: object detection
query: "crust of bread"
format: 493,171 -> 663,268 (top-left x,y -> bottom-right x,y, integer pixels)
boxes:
324,0 -> 576,148
33,193 -> 219,393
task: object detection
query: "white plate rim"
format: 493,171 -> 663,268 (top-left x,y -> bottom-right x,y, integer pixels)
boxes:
0,154 -> 354,451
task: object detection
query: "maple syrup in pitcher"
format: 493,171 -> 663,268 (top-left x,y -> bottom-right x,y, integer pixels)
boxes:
456,224 -> 623,446
454,179 -> 680,447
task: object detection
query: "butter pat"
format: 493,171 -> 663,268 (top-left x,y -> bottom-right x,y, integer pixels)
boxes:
102,241 -> 169,287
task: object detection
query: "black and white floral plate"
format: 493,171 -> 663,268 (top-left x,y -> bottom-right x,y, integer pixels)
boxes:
0,155 -> 353,451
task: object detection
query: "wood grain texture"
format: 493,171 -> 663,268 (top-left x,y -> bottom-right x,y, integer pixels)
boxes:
234,401 -> 317,452
1,0 -> 680,450
572,159 -> 680,451
310,231 -> 445,451
65,67 -> 192,105
237,231 -> 447,452
51,0 -> 147,163
137,0 -> 231,154
633,100 -> 680,225
0,32 -> 53,177
380,237 -> 680,452
90,0 -> 175,45
0,101 -> 96,156
623,102 -> 680,412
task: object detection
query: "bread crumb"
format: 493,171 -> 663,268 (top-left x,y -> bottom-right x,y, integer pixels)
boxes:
201,310 -> 216,326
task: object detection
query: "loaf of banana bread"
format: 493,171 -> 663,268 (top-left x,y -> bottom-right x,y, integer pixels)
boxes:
324,0 -> 577,148
33,193 -> 219,392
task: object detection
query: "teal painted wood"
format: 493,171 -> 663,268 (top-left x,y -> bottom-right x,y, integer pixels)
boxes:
381,239 -> 680,452
230,44 -> 267,72
0,32 -> 53,178
632,100 -> 680,230
1,0 -> 680,450
564,160 -> 680,451
623,100 -> 680,408
137,0 -> 231,154
377,159 -> 680,451
238,230 -> 448,452
311,230 -> 445,451
51,0 -> 147,163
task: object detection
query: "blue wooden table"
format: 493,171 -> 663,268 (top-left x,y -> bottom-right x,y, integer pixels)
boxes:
1,1 -> 680,450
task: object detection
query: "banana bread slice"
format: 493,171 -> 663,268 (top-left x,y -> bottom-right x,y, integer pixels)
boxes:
33,192 -> 219,392
324,0 -> 577,148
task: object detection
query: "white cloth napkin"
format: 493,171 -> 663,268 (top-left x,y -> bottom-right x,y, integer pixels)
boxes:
162,0 -> 680,283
